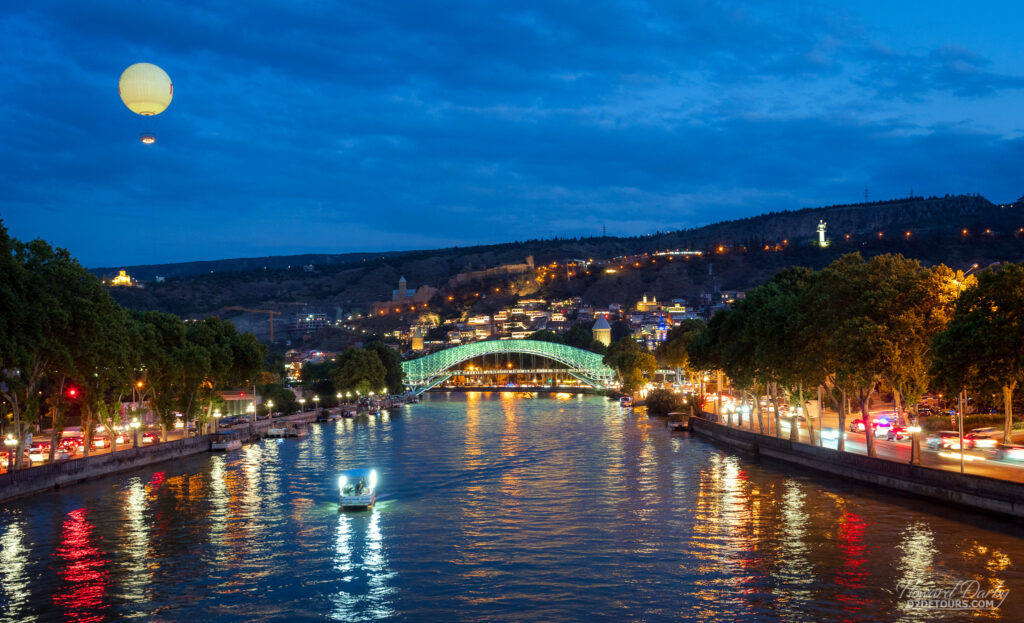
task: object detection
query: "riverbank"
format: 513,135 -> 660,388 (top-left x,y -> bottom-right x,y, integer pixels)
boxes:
689,415 -> 1024,518
0,411 -> 318,504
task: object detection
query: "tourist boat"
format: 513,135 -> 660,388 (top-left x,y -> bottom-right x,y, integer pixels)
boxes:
514,391 -> 535,399
316,411 -> 339,423
620,396 -> 633,407
209,432 -> 242,451
339,468 -> 378,511
668,413 -> 689,432
266,427 -> 287,438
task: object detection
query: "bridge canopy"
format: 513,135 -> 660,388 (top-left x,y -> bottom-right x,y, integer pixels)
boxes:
402,339 -> 616,393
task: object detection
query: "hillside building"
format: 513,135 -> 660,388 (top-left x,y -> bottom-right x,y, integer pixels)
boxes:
592,315 -> 612,347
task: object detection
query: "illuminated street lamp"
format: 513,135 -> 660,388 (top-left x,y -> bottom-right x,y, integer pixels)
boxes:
130,417 -> 141,448
4,433 -> 16,471
336,392 -> 343,405
213,409 -> 222,433
247,402 -> 255,423
267,400 -> 274,418
299,398 -> 306,412
908,424 -> 922,465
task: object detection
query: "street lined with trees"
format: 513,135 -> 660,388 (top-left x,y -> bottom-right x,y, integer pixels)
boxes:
0,224 -> 265,470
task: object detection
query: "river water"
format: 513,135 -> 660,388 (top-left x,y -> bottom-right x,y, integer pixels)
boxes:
2,393 -> 1023,622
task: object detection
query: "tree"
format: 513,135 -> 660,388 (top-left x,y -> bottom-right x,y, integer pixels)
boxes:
932,264 -> 1024,444
366,340 -> 405,394
133,311 -> 188,441
646,388 -> 683,415
657,319 -> 704,384
562,324 -> 593,350
808,254 -> 943,457
527,330 -> 562,344
603,338 -> 656,394
330,347 -> 387,395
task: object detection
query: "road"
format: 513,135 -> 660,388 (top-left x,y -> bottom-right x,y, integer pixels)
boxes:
719,408 -> 1024,483
2,411 -> 314,474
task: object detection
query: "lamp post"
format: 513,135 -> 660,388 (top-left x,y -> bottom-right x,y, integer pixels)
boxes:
336,392 -> 343,407
130,417 -> 140,448
213,410 -> 222,433
907,423 -> 922,464
299,398 -> 306,412
4,433 -> 16,472
247,402 -> 255,423
313,395 -> 320,413
267,400 -> 274,418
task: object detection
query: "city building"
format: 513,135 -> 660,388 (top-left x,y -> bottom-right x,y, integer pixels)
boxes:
636,294 -> 660,312
411,327 -> 424,351
592,315 -> 611,346
108,269 -> 135,287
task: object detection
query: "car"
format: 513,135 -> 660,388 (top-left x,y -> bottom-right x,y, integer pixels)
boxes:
28,442 -> 51,463
91,436 -> 111,449
963,432 -> 999,449
886,426 -> 909,441
850,419 -> 867,432
994,443 -> 1024,462
0,453 -> 33,470
916,407 -> 933,417
142,432 -> 158,444
926,431 -> 962,450
58,437 -> 83,454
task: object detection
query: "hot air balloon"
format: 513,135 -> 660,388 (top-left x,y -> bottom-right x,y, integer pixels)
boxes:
118,63 -> 173,144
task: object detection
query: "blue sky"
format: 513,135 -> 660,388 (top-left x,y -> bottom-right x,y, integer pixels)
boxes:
1,1 -> 1023,267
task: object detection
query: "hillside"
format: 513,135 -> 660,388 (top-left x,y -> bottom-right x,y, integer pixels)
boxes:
102,193 -> 1024,331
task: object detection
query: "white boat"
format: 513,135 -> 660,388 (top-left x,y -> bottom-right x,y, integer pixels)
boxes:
339,468 -> 378,511
620,396 -> 633,407
266,427 -> 287,438
210,432 -> 242,451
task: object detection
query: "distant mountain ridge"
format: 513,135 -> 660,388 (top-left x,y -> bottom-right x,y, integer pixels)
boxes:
93,193 -> 1021,281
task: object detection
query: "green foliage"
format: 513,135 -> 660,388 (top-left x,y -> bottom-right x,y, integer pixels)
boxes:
366,340 -> 405,394
646,388 -> 683,415
330,347 -> 387,395
527,329 -> 562,343
603,338 -> 657,394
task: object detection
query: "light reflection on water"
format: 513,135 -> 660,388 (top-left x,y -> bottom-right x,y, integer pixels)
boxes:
1,393 -> 1024,621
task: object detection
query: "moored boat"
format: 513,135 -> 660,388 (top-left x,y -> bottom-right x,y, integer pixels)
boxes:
210,432 -> 242,451
339,468 -> 378,511
620,396 -> 633,407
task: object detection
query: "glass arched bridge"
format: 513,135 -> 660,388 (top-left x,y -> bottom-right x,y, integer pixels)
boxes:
402,340 -> 617,394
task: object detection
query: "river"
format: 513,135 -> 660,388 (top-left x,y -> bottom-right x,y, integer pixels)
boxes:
1,393 -> 1023,621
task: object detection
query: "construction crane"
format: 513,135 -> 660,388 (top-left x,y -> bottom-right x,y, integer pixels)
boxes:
223,307 -> 282,343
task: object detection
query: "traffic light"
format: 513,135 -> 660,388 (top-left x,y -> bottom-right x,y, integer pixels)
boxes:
67,387 -> 78,399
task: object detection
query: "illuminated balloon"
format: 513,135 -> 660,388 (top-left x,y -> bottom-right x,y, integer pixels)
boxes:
118,63 -> 173,116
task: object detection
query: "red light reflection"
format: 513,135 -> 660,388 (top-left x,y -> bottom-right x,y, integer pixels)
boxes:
53,508 -> 110,622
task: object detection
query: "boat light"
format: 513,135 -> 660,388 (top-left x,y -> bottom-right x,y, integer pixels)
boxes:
339,476 -> 347,492
369,469 -> 378,491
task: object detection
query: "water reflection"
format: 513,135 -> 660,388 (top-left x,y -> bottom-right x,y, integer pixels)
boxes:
331,510 -> 394,621
53,508 -> 110,622
0,513 -> 31,618
2,394 -> 1024,621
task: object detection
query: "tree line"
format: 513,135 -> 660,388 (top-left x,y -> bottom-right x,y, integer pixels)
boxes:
0,224 -> 266,470
681,252 -> 1024,459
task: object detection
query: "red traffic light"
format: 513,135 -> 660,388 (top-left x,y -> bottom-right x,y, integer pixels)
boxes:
67,387 -> 78,398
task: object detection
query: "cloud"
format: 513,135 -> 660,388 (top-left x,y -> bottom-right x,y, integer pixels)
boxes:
0,1 -> 1022,265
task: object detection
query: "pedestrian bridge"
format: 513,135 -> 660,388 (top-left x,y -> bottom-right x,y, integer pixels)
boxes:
402,339 -> 617,394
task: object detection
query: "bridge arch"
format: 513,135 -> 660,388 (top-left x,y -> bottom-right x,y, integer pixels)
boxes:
402,339 -> 616,394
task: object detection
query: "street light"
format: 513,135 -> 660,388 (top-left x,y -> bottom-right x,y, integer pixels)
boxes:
4,433 -> 16,471
336,392 -> 343,405
299,398 -> 306,412
213,410 -> 222,433
247,402 -> 255,423
907,424 -> 922,465
130,417 -> 140,448
267,400 -> 274,418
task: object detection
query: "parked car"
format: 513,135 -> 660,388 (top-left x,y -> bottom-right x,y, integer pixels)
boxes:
926,431 -> 961,450
92,436 -> 111,449
886,426 -> 909,441
142,432 -> 158,444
